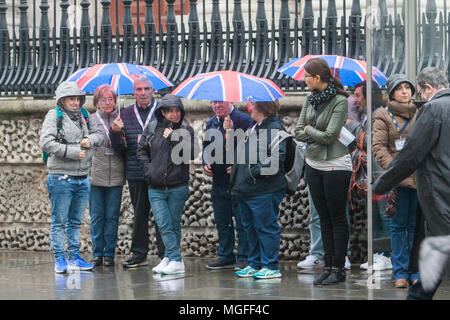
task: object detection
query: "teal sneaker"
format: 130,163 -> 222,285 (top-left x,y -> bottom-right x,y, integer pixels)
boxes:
235,266 -> 258,278
252,268 -> 282,279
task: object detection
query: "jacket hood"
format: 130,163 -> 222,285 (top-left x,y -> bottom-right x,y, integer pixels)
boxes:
55,81 -> 86,108
387,74 -> 416,98
155,94 -> 185,128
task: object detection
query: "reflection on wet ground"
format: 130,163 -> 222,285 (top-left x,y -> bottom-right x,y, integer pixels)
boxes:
0,251 -> 448,300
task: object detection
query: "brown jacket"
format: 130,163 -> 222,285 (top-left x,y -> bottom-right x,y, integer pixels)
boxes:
373,99 -> 417,189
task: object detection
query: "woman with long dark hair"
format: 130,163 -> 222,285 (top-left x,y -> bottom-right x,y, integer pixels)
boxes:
295,58 -> 352,285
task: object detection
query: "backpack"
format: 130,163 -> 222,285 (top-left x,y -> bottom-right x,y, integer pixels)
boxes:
42,106 -> 90,163
270,131 -> 306,196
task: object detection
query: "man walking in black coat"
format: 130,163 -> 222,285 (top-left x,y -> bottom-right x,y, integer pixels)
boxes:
110,77 -> 164,268
373,67 -> 450,299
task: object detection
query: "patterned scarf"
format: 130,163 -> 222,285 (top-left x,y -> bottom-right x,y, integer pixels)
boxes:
307,82 -> 338,109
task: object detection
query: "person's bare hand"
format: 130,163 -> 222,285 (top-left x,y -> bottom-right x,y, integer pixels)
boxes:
80,137 -> 91,149
163,128 -> 173,139
78,150 -> 86,160
226,166 -> 232,175
203,164 -> 213,177
111,117 -> 124,132
223,116 -> 234,130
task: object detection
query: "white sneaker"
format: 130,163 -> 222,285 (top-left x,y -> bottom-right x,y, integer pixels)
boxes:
360,253 -> 393,271
297,255 -> 324,269
160,260 -> 185,275
152,257 -> 170,273
373,254 -> 393,271
345,256 -> 351,270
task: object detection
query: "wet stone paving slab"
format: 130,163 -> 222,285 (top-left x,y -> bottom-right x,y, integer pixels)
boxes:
0,251 -> 449,301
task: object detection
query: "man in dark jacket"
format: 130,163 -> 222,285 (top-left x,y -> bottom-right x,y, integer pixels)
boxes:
110,77 -> 164,268
373,67 -> 450,299
203,101 -> 254,270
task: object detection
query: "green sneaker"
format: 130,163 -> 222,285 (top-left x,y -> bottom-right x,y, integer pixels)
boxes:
252,268 -> 282,279
235,266 -> 258,278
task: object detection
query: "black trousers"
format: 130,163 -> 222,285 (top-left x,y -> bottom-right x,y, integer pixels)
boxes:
128,181 -> 165,259
305,164 -> 352,269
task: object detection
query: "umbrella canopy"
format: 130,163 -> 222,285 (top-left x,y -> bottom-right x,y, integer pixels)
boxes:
278,55 -> 387,87
171,70 -> 285,102
66,63 -> 174,95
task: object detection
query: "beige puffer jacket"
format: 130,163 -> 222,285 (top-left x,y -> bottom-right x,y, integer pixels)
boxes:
89,109 -> 125,187
372,99 -> 417,189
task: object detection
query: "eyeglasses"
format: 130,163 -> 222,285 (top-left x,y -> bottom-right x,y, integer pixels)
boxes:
99,98 -> 115,104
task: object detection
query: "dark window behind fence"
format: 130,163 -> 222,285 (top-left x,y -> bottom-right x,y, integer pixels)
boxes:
0,0 -> 448,98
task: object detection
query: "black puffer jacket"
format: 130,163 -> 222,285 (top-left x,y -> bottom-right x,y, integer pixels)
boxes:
136,94 -> 194,189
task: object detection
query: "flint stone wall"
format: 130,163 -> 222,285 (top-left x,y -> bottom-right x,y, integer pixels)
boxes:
0,95 -> 368,263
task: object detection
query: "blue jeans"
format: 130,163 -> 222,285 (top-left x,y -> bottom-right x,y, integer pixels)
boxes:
89,185 -> 123,258
390,187 -> 419,281
211,185 -> 248,263
47,174 -> 90,260
236,192 -> 285,270
148,185 -> 189,262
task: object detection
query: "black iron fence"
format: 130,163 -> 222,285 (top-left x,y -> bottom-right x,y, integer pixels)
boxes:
0,0 -> 449,98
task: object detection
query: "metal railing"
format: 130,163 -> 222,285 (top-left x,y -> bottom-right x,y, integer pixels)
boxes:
0,0 -> 448,98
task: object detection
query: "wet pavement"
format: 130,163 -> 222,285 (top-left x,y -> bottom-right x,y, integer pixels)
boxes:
0,250 -> 449,300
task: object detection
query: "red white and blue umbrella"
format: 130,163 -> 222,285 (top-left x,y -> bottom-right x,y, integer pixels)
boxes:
172,70 -> 285,103
278,55 -> 387,87
66,63 -> 174,95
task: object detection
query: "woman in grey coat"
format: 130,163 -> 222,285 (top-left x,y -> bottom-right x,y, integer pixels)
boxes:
89,85 -> 126,267
40,81 -> 104,274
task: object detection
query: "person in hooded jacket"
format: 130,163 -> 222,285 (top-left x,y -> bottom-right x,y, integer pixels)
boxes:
89,84 -> 126,267
372,74 -> 418,288
373,67 -> 450,300
40,81 -> 104,274
137,94 -> 194,275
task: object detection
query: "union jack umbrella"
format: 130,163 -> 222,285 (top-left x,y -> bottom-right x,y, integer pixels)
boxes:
278,55 -> 387,87
66,63 -> 174,95
171,70 -> 286,103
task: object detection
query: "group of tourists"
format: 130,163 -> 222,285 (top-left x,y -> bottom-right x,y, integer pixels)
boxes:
40,59 -> 449,299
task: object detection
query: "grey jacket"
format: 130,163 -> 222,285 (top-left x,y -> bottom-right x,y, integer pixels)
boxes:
89,109 -> 125,187
40,81 -> 104,176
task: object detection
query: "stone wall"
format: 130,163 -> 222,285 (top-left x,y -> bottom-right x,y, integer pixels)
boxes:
0,95 -> 368,263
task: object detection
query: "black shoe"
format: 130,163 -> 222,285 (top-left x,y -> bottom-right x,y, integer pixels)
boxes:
103,256 -> 114,266
91,257 -> 103,267
234,260 -> 248,271
322,267 -> 346,285
313,267 -> 332,285
206,259 -> 236,270
122,256 -> 148,268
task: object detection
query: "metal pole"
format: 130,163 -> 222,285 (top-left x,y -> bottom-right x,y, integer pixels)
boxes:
405,0 -> 418,80
365,0 -> 374,287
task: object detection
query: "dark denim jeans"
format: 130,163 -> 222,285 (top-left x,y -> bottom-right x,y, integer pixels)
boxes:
236,191 -> 285,270
211,185 -> 248,263
47,174 -> 90,260
148,185 -> 189,262
89,185 -> 123,258
390,187 -> 419,281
